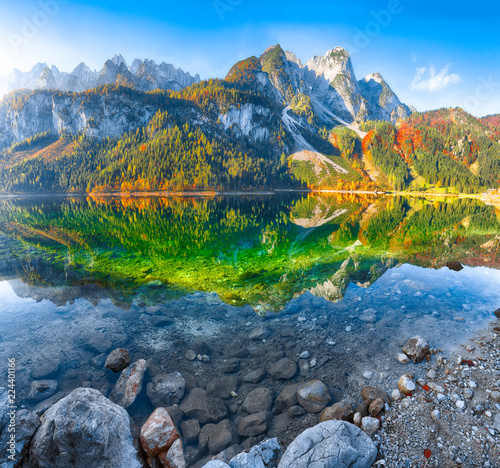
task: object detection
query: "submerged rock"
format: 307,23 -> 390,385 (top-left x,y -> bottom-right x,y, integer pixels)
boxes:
158,438 -> 185,468
249,326 -> 271,341
402,336 -> 429,363
277,420 -> 376,467
147,372 -> 186,407
297,380 -> 330,413
109,359 -> 147,408
31,357 -> 60,380
208,419 -> 240,455
84,332 -> 113,354
105,348 -> 130,372
190,339 -> 210,355
179,388 -> 228,424
243,368 -> 266,384
268,358 -> 297,380
206,376 -> 238,400
368,398 -> 384,417
25,388 -> 143,468
242,388 -> 274,414
238,411 -> 272,437
27,380 -> 58,402
180,419 -> 200,444
275,383 -> 300,413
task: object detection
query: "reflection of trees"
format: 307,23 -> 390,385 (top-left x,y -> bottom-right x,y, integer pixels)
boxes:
1,195 -> 499,309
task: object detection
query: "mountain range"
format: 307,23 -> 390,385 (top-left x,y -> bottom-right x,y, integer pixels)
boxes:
0,54 -> 200,96
0,45 -> 498,195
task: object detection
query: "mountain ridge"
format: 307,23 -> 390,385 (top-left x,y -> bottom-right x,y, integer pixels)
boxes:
0,46 -> 498,195
0,55 -> 200,96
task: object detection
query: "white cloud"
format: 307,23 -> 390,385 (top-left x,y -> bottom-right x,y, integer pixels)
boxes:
411,65 -> 462,92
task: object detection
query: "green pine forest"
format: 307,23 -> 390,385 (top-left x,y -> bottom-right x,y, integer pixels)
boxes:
0,77 -> 499,195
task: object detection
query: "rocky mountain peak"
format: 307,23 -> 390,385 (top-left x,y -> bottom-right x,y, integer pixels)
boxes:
111,54 -> 127,68
305,47 -> 356,84
35,67 -> 57,89
129,59 -> 143,75
285,51 -> 302,67
363,73 -> 384,84
0,55 -> 199,96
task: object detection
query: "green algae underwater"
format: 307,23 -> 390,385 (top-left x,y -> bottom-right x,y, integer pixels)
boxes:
0,193 -> 499,312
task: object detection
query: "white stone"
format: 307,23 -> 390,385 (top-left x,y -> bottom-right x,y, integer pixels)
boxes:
398,375 -> 415,395
361,416 -> 380,437
391,389 -> 401,401
426,369 -> 437,379
456,400 -> 466,409
396,353 -> 410,364
428,382 -> 445,393
363,371 -> 374,380
431,409 -> 440,420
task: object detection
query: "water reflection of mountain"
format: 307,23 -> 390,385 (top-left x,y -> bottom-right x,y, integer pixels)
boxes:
0,194 -> 499,310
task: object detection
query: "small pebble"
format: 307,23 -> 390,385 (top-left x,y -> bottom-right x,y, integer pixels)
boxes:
396,353 -> 410,364
426,369 -> 437,379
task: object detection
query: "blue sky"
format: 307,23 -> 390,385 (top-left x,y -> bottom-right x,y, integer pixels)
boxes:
0,0 -> 499,116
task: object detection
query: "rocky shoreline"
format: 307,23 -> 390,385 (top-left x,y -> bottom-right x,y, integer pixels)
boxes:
1,306 -> 498,467
375,315 -> 500,467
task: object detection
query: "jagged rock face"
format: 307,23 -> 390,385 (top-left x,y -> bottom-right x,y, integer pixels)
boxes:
0,90 -> 162,149
35,67 -> 57,90
0,55 -> 200,95
229,44 -> 412,125
306,47 -> 358,85
358,73 -> 412,123
129,59 -> 143,75
218,103 -> 272,142
111,54 -> 127,67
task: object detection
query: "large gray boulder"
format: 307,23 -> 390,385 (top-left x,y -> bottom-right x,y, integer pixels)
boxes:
277,421 -> 376,468
25,388 -> 144,468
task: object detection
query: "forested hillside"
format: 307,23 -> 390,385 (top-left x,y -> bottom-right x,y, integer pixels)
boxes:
361,108 -> 500,193
0,77 -> 498,195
